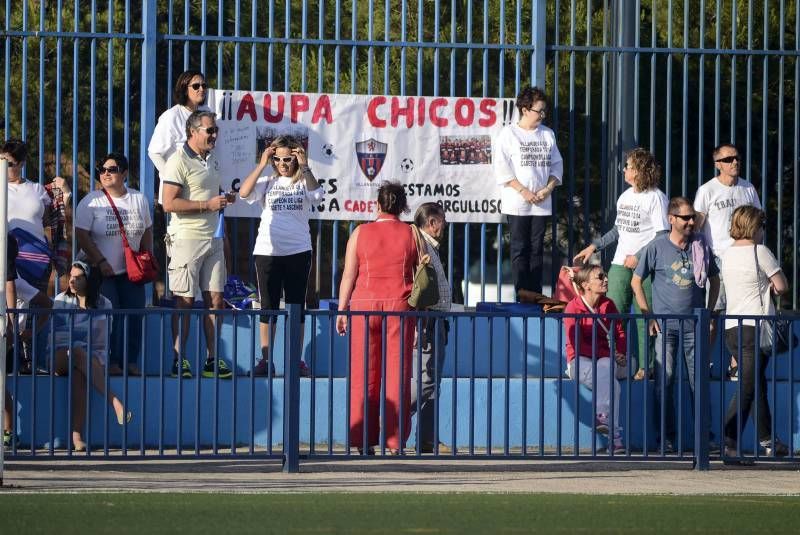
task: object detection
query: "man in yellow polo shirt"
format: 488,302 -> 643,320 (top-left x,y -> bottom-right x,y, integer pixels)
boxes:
162,110 -> 233,379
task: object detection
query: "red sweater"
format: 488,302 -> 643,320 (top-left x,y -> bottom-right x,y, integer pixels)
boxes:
563,296 -> 627,363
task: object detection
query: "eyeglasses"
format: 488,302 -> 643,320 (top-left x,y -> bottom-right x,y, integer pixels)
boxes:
189,82 -> 208,91
715,155 -> 740,164
195,126 -> 219,135
671,213 -> 696,221
273,156 -> 296,163
97,165 -> 120,175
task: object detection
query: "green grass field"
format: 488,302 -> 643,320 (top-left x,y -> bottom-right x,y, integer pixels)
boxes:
0,493 -> 800,535
2,493 -> 799,533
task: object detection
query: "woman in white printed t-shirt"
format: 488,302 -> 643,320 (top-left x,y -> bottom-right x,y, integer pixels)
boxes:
574,148 -> 669,380
239,135 -> 324,377
493,86 -> 563,296
720,206 -> 789,458
75,153 -> 153,376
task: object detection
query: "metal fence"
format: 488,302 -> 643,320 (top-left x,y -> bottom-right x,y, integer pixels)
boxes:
3,305 -> 799,472
2,1 -> 797,305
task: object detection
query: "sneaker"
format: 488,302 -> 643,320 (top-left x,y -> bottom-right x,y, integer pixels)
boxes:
3,430 -> 14,450
202,358 -> 233,379
299,360 -> 311,377
595,413 -> 609,435
727,364 -> 738,381
250,358 -> 275,377
759,438 -> 789,457
171,358 -> 193,378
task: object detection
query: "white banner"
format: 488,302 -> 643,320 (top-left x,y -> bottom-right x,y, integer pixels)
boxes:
208,89 -> 516,223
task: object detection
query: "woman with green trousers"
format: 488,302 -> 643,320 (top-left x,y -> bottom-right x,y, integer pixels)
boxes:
573,148 -> 668,379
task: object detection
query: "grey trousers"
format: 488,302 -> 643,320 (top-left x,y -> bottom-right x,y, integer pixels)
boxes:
409,317 -> 449,446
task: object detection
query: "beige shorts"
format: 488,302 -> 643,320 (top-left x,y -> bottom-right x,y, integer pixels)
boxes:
166,236 -> 226,297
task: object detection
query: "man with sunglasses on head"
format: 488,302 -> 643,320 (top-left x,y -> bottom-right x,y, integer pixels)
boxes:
631,197 -> 719,453
693,143 -> 761,378
161,110 -> 234,380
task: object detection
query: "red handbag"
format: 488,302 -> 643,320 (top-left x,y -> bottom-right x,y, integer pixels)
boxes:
102,188 -> 160,284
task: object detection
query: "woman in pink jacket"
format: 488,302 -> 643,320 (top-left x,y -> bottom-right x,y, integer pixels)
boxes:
563,264 -> 628,452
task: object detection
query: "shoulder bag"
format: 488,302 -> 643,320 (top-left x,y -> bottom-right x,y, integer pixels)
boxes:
102,188 -> 160,284
753,245 -> 797,354
578,295 -> 629,380
407,224 -> 439,310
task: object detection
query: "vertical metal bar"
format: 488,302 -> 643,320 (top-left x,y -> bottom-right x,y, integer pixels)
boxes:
283,304 -> 302,473
140,0 -> 157,218
694,309 -> 710,470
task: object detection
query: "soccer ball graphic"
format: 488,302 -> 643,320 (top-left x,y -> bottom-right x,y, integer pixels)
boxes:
400,158 -> 414,172
321,143 -> 335,158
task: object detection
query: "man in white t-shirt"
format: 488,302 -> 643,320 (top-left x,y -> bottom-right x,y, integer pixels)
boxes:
693,143 -> 761,378
493,86 -> 563,296
693,143 -> 761,310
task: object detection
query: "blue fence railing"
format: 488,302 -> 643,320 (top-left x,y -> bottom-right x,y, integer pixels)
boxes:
4,305 -> 799,471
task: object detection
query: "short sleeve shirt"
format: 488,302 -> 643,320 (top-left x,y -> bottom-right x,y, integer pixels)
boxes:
693,177 -> 761,256
634,233 -> 719,315
242,174 -> 324,256
75,189 -> 153,274
162,145 -> 221,239
493,123 -> 564,216
721,244 -> 782,328
7,180 -> 52,241
611,187 -> 670,265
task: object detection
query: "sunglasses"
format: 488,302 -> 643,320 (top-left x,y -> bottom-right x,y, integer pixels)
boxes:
0,157 -> 20,167
97,165 -> 120,174
196,126 -> 219,135
671,213 -> 696,221
273,156 -> 296,163
190,82 -> 208,91
593,272 -> 608,281
529,108 -> 546,117
715,155 -> 740,164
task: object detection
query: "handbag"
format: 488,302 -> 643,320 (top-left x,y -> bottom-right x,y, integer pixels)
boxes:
9,226 -> 56,289
753,245 -> 797,354
102,188 -> 160,284
407,224 -> 439,310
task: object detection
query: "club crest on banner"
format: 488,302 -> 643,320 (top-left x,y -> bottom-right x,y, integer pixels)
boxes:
355,138 -> 388,181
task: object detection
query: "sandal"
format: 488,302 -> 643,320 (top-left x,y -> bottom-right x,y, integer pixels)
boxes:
633,368 -> 646,381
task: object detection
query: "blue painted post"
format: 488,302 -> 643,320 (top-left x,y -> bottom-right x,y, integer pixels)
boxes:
140,0 -> 157,305
283,304 -> 302,473
693,308 -> 710,471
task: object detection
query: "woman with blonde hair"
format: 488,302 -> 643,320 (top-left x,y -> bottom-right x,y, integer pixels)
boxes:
573,148 -> 668,380
563,263 -> 628,452
720,205 -> 789,458
239,135 -> 324,376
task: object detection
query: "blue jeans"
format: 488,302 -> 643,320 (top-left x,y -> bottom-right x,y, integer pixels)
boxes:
101,274 -> 145,368
653,318 -> 696,441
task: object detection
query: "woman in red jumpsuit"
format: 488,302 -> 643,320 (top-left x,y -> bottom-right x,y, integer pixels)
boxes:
336,183 -> 418,455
